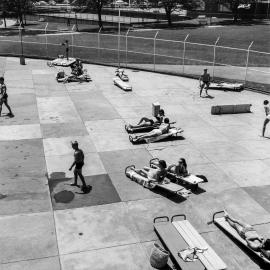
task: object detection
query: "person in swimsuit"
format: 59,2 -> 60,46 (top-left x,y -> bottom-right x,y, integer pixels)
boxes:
69,141 -> 87,189
224,211 -> 265,251
169,158 -> 189,178
134,109 -> 165,129
262,100 -> 270,137
62,40 -> 69,60
136,159 -> 167,184
199,69 -> 211,97
0,77 -> 14,117
71,59 -> 83,77
134,118 -> 170,140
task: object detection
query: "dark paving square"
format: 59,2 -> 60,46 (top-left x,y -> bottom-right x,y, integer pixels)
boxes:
99,148 -> 153,173
49,174 -> 121,210
243,185 -> 270,213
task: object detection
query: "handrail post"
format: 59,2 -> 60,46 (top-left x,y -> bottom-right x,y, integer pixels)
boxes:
98,26 -> 102,61
244,41 -> 254,86
212,36 -> 220,79
182,34 -> 189,74
71,24 -> 76,58
153,30 -> 159,72
45,23 -> 48,58
125,28 -> 130,68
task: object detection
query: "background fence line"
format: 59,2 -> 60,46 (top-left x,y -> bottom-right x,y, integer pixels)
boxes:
0,24 -> 269,91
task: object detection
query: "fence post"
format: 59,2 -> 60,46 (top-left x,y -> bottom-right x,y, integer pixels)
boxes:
125,28 -> 130,68
98,27 -> 102,61
244,41 -> 254,86
45,23 -> 48,58
153,31 -> 159,72
71,24 -> 76,58
182,34 -> 189,74
117,9 -> 121,68
19,24 -> 25,65
212,36 -> 220,80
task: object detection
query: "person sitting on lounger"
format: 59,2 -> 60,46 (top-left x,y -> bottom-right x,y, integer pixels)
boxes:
134,118 -> 170,140
224,211 -> 269,251
132,109 -> 165,129
71,59 -> 83,76
135,159 -> 167,184
169,158 -> 190,178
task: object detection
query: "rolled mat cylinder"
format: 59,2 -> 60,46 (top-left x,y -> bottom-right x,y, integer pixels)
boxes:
150,242 -> 169,269
211,104 -> 252,115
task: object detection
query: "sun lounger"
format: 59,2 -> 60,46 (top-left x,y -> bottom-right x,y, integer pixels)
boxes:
154,215 -> 227,270
150,158 -> 205,191
115,68 -> 129,81
125,165 -> 190,198
113,77 -> 132,91
209,82 -> 244,91
211,104 -> 252,115
212,211 -> 270,265
129,127 -> 183,144
47,57 -> 76,67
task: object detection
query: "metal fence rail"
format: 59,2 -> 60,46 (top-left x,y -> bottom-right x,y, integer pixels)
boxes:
0,24 -> 269,90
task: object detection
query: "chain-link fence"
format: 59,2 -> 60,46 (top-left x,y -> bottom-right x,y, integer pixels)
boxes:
0,24 -> 269,91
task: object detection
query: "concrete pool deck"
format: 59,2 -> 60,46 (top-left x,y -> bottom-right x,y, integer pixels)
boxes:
0,56 -> 270,269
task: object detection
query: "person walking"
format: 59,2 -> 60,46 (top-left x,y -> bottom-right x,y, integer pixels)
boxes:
0,77 -> 14,117
69,141 -> 87,190
262,100 -> 270,137
199,68 -> 211,97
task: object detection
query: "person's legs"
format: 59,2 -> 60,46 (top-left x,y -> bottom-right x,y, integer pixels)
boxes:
137,117 -> 151,125
71,170 -> 79,186
225,212 -> 251,232
262,119 -> 269,137
3,100 -> 13,115
78,171 -> 86,187
205,82 -> 210,95
0,101 -> 3,116
200,83 -> 205,97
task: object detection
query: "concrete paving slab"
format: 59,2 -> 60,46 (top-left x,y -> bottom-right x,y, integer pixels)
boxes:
217,188 -> 270,225
0,124 -> 41,141
244,185 -> 270,213
49,174 -> 121,210
237,139 -> 270,159
99,148 -> 153,173
5,79 -> 34,89
32,69 -> 56,75
54,203 -> 138,254
0,154 -> 46,179
0,212 -> 58,263
41,122 -> 88,138
60,243 -> 153,270
37,97 -> 81,124
85,119 -> 125,134
46,152 -> 106,179
194,141 -> 257,163
43,135 -> 96,156
0,177 -> 51,216
1,256 -> 61,270
217,160 -> 270,187
6,86 -> 35,95
89,132 -> 144,152
127,198 -> 208,242
149,143 -> 211,166
109,172 -> 160,201
203,114 -> 251,127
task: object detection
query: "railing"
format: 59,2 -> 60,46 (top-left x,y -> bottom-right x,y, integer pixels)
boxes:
0,24 -> 269,91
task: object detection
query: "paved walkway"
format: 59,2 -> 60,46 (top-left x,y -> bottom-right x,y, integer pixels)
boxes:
1,57 -> 270,270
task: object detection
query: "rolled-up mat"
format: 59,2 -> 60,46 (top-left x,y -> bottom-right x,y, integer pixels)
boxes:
211,104 -> 252,115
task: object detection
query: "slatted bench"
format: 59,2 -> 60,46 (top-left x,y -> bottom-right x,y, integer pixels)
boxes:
154,215 -> 227,270
213,211 -> 270,265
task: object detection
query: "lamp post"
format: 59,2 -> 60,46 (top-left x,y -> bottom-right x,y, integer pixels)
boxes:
19,25 -> 25,65
117,8 -> 121,68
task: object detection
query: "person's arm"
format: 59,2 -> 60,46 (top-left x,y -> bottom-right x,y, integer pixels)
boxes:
265,107 -> 269,116
69,161 -> 75,170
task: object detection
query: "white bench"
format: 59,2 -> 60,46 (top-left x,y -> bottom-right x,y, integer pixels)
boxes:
154,215 -> 227,270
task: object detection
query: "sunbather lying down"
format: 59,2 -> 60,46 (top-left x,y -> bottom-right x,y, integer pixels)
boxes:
127,109 -> 165,130
224,211 -> 270,255
132,117 -> 170,140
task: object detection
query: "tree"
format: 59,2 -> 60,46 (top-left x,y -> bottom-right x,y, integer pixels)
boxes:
1,0 -> 34,27
73,0 -> 109,29
150,0 -> 199,26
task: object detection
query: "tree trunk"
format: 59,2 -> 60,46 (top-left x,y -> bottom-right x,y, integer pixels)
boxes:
98,8 -> 103,29
165,8 -> 172,27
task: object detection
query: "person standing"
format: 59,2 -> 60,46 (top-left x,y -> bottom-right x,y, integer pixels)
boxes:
62,40 -> 69,60
69,141 -> 87,190
199,68 -> 211,97
0,77 -> 14,117
262,100 -> 270,137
